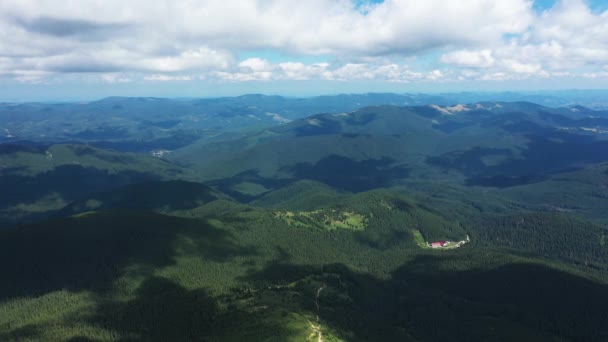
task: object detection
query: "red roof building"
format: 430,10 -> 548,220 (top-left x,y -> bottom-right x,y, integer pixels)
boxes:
431,241 -> 448,248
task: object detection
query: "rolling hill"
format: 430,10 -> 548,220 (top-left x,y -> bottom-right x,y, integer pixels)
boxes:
170,102 -> 608,207
3,92 -> 607,154
0,94 -> 451,150
0,179 -> 606,341
2,95 -> 608,341
0,143 -> 191,227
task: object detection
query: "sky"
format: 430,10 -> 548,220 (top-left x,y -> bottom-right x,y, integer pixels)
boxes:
0,0 -> 607,100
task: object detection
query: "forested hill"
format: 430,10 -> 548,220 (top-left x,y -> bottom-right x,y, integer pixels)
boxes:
1,95 -> 608,341
0,181 -> 607,341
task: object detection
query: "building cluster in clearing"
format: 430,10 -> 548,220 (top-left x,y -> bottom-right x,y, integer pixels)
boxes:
430,241 -> 449,248
428,235 -> 470,249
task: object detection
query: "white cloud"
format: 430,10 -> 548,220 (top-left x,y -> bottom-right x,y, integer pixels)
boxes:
0,1 -> 533,78
482,73 -> 508,81
427,69 -> 444,81
583,71 -> 608,79
0,0 -> 606,84
238,58 -> 274,73
137,48 -> 232,72
441,50 -> 495,68
214,58 -> 276,81
10,70 -> 53,83
323,63 -> 374,81
211,60 -> 445,83
278,62 -> 329,80
502,60 -> 543,74
143,74 -> 193,81
441,0 -> 608,81
101,73 -> 132,83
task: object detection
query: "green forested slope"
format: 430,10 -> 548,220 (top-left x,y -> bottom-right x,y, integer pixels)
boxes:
0,184 -> 607,341
469,212 -> 608,268
0,144 -> 190,227
2,100 -> 608,341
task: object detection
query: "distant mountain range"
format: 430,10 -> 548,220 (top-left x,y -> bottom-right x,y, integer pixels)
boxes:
1,94 -> 608,341
171,101 -> 608,195
2,91 -> 608,150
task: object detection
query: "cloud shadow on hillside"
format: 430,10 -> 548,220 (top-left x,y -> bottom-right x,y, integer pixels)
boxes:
236,255 -> 608,341
0,165 -> 176,227
427,126 -> 608,188
0,210 -> 256,302
282,155 -> 411,192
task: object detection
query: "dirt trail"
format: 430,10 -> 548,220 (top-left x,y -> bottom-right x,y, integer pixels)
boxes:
308,284 -> 327,342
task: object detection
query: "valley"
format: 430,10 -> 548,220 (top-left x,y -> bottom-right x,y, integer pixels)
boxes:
4,0 -> 608,339
0,94 -> 607,341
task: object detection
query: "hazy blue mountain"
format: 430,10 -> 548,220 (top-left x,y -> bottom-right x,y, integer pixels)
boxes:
2,92 -> 607,154
170,102 -> 608,203
2,95 -> 608,341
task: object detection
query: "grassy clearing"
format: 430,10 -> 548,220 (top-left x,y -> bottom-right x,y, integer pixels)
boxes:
412,230 -> 430,249
274,210 -> 367,231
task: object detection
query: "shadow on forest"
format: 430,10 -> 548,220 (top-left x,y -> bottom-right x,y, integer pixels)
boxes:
427,126 -> 608,188
282,155 -> 411,192
0,143 -> 50,155
0,210 -> 256,301
1,275 -> 304,342
354,226 -> 411,250
88,132 -> 201,153
90,276 -> 221,341
0,165 -> 164,207
209,169 -> 293,202
0,165 -> 173,226
237,254 -> 608,341
2,252 -> 608,341
0,324 -> 44,342
60,180 -> 220,216
210,156 -> 409,203
82,274 -> 309,341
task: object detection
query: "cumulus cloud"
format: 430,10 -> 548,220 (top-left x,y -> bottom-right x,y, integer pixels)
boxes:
441,0 -> 608,81
101,73 -> 132,83
441,50 -> 496,68
212,59 -> 444,83
277,62 -> 330,80
143,74 -> 194,81
0,0 -> 533,54
214,58 -> 275,81
10,16 -> 130,40
0,0 -> 606,84
319,63 -> 433,82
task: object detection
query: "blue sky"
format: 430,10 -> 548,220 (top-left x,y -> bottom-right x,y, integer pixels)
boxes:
0,0 -> 607,100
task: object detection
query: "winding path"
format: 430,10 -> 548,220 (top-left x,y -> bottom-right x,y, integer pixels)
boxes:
308,284 -> 327,342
